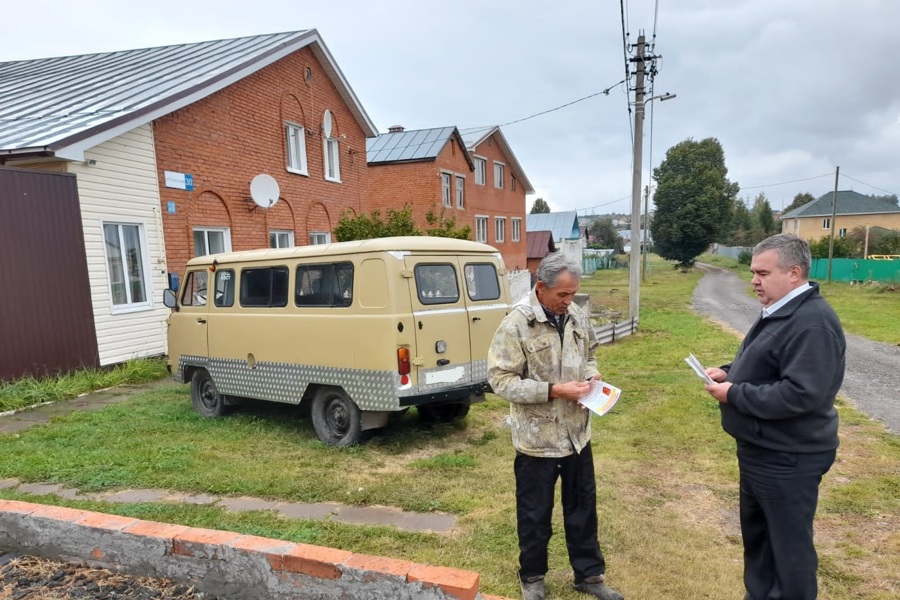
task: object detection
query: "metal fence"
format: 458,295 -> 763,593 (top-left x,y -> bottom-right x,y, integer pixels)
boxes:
810,258 -> 900,283
594,318 -> 639,345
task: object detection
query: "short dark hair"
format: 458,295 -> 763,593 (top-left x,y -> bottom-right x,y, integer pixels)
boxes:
753,234 -> 811,278
537,252 -> 582,288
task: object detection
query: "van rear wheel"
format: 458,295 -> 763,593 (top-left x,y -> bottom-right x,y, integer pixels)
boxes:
191,369 -> 228,418
312,388 -> 362,446
418,403 -> 470,423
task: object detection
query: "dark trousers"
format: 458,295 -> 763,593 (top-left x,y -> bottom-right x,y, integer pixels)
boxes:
514,443 -> 606,583
737,444 -> 835,600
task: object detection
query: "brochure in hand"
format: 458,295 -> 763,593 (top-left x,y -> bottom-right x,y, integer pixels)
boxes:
685,353 -> 715,385
578,380 -> 622,416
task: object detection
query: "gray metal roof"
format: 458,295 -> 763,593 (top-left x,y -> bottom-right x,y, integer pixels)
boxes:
366,126 -> 474,168
460,126 -> 534,194
526,211 -> 581,241
0,30 -> 377,161
781,190 -> 900,218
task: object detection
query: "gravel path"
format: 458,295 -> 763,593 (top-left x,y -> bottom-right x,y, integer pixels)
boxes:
691,263 -> 900,433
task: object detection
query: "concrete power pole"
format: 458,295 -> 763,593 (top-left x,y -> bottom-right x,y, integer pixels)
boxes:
827,166 -> 839,283
628,34 -> 647,323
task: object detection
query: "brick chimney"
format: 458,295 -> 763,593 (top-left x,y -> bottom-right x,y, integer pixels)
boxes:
388,125 -> 405,133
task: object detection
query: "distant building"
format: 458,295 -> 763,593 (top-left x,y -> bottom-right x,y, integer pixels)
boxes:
780,191 -> 900,241
526,211 -> 585,265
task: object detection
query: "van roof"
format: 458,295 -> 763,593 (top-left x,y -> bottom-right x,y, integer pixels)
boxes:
184,236 -> 501,266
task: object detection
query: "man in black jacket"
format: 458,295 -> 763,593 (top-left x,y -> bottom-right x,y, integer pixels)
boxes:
704,234 -> 845,600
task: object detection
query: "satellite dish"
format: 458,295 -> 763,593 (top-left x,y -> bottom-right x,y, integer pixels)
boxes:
322,110 -> 333,138
249,174 -> 280,209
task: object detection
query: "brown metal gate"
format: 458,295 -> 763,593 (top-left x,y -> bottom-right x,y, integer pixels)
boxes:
0,166 -> 99,381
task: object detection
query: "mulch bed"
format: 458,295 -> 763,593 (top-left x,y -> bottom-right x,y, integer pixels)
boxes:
0,553 -> 224,600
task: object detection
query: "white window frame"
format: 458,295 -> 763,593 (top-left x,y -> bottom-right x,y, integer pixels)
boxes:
475,215 -> 488,243
310,231 -> 331,245
270,230 -> 295,248
455,175 -> 465,208
193,227 -> 232,257
838,227 -> 847,238
441,172 -> 452,207
323,110 -> 341,183
285,122 -> 308,175
495,217 -> 506,243
512,217 -> 522,242
822,218 -> 830,229
102,221 -> 153,314
474,156 -> 486,186
493,161 -> 505,189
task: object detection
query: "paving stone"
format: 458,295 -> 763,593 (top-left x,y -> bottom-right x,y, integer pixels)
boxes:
217,496 -> 280,512
277,502 -> 341,520
102,489 -> 170,503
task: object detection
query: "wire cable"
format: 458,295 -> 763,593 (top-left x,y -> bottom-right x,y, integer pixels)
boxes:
740,173 -> 834,190
841,173 -> 898,197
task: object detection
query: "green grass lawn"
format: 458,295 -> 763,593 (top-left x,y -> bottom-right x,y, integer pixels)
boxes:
1,259 -> 897,599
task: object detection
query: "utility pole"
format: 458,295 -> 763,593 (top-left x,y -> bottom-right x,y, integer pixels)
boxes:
628,34 -> 647,323
827,166 -> 839,283
641,185 -> 650,281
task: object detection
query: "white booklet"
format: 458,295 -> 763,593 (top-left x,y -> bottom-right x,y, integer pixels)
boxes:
578,380 -> 622,416
685,353 -> 715,385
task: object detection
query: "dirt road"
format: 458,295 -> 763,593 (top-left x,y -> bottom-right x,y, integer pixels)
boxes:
691,263 -> 900,433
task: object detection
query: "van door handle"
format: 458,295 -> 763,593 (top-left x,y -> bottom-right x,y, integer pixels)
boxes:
437,359 -> 450,366
196,318 -> 207,324
472,317 -> 481,321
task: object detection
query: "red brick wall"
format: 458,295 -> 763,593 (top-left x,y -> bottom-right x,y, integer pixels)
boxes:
154,46 -> 369,276
367,132 -> 528,271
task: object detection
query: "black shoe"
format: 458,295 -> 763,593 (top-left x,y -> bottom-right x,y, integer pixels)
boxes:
573,575 -> 624,600
520,576 -> 545,600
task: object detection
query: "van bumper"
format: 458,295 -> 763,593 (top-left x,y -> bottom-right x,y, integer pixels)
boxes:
399,382 -> 490,407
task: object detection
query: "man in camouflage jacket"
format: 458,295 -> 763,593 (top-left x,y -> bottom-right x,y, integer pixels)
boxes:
488,253 -> 623,600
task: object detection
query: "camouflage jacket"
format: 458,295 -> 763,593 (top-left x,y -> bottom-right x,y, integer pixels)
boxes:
488,289 -> 600,457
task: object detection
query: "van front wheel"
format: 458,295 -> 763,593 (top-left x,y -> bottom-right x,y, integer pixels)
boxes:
312,388 -> 362,446
191,369 -> 228,418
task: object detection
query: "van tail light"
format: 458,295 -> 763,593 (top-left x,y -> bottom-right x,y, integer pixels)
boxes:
397,347 -> 411,384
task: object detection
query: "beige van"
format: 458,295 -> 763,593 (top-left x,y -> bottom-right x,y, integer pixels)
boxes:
163,236 -> 511,445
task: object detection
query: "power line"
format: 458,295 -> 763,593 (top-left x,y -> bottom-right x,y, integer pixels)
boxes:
620,0 -> 634,149
841,173 -> 898,197
740,173 -> 834,190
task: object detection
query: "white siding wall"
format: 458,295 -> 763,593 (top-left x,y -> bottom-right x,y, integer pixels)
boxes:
68,124 -> 169,365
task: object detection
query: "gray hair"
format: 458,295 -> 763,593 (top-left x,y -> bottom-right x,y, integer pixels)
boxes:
753,234 -> 811,278
536,252 -> 583,288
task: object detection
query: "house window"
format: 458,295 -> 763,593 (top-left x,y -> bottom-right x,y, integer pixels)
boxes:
475,216 -> 488,243
103,223 -> 150,310
838,228 -> 847,237
495,217 -> 506,243
270,230 -> 295,248
456,175 -> 465,208
474,157 -> 486,186
822,218 -> 830,229
511,175 -> 517,191
310,231 -> 331,245
193,227 -> 232,257
493,162 -> 505,189
285,122 -> 308,175
512,218 -> 522,242
323,110 -> 341,182
441,172 -> 452,207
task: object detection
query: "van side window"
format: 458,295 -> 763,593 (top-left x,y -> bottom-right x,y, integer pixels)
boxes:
240,266 -> 289,307
296,262 -> 354,307
214,270 -> 235,307
181,270 -> 209,306
464,263 -> 501,301
415,264 -> 459,305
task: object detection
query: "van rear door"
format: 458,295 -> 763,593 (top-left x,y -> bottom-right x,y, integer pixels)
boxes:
460,259 -> 509,371
405,257 -> 472,393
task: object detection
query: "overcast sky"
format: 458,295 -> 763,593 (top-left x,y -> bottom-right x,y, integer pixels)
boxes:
3,0 -> 898,214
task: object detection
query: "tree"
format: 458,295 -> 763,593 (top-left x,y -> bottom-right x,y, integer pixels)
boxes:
588,218 -> 623,252
783,192 -> 815,214
333,204 -> 421,241
752,192 -> 777,239
808,235 -> 854,259
424,206 -> 472,240
728,199 -> 754,246
650,137 -> 739,266
530,198 -> 550,214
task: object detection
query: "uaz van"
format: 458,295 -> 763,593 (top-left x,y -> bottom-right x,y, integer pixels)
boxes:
163,236 -> 511,445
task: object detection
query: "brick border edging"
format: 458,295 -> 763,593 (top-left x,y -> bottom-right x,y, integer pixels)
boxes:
0,501 -> 512,600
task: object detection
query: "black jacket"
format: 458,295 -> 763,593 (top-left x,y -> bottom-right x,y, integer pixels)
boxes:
720,283 -> 845,453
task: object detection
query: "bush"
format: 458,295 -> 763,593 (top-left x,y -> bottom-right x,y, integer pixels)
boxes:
738,250 -> 752,265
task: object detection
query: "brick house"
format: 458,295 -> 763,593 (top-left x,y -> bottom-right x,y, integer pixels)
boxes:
0,30 -> 376,366
366,125 -> 532,271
